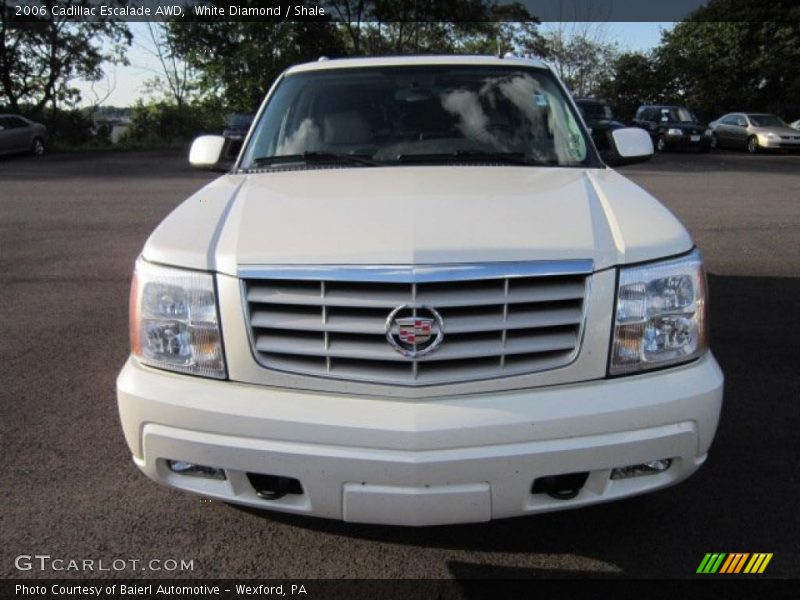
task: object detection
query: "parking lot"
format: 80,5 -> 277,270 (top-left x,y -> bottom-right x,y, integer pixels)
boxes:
1,149 -> 798,579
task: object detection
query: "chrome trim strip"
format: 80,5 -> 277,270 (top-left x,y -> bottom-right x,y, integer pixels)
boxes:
238,260 -> 594,283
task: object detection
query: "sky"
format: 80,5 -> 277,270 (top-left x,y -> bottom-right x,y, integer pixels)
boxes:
73,21 -> 673,108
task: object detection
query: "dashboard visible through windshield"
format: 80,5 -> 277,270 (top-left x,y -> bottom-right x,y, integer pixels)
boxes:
240,65 -> 593,170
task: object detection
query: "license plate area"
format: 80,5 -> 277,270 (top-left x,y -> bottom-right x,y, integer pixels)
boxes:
342,482 -> 491,526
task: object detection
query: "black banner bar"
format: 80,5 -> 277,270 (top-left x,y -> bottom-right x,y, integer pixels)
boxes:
3,0 -> 793,24
2,579 -> 796,600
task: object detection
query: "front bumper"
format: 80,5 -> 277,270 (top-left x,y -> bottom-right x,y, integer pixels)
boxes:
758,137 -> 800,150
117,354 -> 724,526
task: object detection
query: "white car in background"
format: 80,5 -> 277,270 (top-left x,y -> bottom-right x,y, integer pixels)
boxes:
0,114 -> 47,157
709,112 -> 800,152
117,55 -> 723,526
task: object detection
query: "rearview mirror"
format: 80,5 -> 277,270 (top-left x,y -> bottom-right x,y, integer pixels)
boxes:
602,127 -> 654,166
189,135 -> 228,170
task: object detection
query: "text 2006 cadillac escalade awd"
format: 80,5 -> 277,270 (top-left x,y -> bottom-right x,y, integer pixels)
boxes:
116,56 -> 723,526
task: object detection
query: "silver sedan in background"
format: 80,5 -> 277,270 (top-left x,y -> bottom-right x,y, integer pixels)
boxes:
709,112 -> 800,153
0,114 -> 48,157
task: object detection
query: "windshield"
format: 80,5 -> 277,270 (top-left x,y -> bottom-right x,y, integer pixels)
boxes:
660,107 -> 697,123
578,101 -> 613,121
241,65 -> 591,169
226,113 -> 254,129
748,114 -> 785,127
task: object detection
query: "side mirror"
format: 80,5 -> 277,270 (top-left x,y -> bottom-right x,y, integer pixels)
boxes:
602,127 -> 654,166
189,135 -> 228,170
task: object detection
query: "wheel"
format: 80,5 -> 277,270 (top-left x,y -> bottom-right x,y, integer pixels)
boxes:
747,135 -> 759,154
655,135 -> 667,152
31,137 -> 45,156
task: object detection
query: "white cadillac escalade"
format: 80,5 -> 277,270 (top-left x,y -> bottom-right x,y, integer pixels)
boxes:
117,56 -> 724,526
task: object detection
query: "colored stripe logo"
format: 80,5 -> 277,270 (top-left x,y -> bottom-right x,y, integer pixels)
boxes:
696,553 -> 773,574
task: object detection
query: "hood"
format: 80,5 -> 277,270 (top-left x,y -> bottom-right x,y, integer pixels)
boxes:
143,166 -> 693,275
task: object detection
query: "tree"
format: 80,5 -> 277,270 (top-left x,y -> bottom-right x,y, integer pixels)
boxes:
326,0 -> 540,56
655,0 -> 800,121
594,51 -> 666,121
140,20 -> 197,108
168,13 -> 347,111
0,0 -> 130,118
171,1 -> 542,110
538,23 -> 619,97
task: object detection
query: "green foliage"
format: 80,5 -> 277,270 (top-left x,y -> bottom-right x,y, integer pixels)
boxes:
168,15 -> 348,112
121,100 -> 225,145
595,51 -> 666,121
656,7 -> 800,120
170,1 -> 541,110
328,1 -> 538,55
540,28 -> 619,97
594,1 -> 800,122
0,0 -> 131,115
47,107 -> 94,146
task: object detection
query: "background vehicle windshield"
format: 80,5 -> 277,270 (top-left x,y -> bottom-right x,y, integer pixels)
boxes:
748,114 -> 785,127
241,65 -> 590,167
660,107 -> 697,123
225,113 -> 254,130
578,101 -> 613,121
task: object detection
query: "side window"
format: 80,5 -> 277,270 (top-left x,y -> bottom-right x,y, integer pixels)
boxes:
11,117 -> 29,128
0,117 -> 8,130
721,115 -> 736,125
736,116 -> 748,127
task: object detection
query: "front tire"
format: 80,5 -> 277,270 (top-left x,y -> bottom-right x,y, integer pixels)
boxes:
747,135 -> 759,154
31,137 -> 45,156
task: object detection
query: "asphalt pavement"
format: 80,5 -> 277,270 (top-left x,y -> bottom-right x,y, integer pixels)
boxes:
1,148 -> 798,580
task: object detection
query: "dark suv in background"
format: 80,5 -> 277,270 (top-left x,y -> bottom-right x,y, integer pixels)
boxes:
222,112 -> 255,159
574,98 -> 628,163
633,105 -> 711,153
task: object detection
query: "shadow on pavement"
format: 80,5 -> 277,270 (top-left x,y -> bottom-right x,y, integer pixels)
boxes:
0,149 -> 213,180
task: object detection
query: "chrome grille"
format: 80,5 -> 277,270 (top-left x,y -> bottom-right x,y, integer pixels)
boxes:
241,263 -> 591,385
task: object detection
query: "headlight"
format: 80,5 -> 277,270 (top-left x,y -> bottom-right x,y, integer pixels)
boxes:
765,132 -> 779,139
130,258 -> 226,379
610,250 -> 708,375
667,128 -> 683,136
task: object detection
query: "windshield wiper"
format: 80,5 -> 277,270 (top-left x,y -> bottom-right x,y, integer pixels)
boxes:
393,151 -> 550,166
249,151 -> 379,168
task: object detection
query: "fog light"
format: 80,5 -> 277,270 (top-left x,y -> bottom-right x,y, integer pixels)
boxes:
610,459 -> 672,480
166,460 -> 226,480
